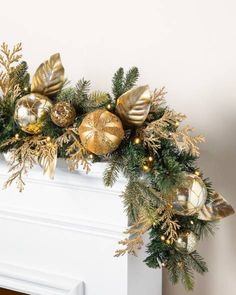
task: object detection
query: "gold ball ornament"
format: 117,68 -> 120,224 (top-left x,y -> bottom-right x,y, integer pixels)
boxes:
50,101 -> 76,127
175,231 -> 198,254
14,93 -> 52,134
173,174 -> 207,216
78,109 -> 124,156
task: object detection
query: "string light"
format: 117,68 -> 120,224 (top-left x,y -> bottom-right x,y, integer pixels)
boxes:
161,262 -> 167,267
106,103 -> 112,110
143,164 -> 150,172
194,170 -> 200,176
88,154 -> 94,160
160,235 -> 166,241
134,137 -> 141,144
46,136 -> 51,142
148,156 -> 154,162
15,133 -> 20,140
190,220 -> 194,225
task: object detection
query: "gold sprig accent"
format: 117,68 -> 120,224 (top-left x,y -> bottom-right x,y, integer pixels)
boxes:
171,126 -> 205,157
156,204 -> 180,243
1,136 -> 57,191
149,87 -> 167,113
115,211 -> 154,257
0,43 -> 22,96
140,110 -> 186,153
56,128 -> 91,173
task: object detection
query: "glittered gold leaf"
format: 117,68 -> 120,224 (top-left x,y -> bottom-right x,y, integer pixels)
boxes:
31,53 -> 65,97
198,192 -> 235,221
116,85 -> 151,127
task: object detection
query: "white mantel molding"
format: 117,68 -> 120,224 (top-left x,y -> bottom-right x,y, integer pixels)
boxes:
0,157 -> 161,295
0,262 -> 84,295
0,206 -> 125,240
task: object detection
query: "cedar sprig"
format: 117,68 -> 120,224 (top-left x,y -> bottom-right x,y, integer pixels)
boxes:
2,136 -> 57,191
56,128 -> 91,173
0,43 -> 22,96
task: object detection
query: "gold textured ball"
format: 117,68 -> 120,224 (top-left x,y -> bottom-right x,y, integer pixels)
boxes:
78,109 -> 124,155
175,231 -> 198,254
173,174 -> 207,216
50,101 -> 76,127
14,93 -> 52,134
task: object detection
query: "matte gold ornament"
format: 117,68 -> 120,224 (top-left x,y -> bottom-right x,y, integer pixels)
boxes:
116,85 -> 151,127
173,174 -> 207,216
14,93 -> 52,134
175,231 -> 197,254
78,109 -> 124,155
198,192 -> 235,221
51,101 -> 76,127
31,53 -> 65,97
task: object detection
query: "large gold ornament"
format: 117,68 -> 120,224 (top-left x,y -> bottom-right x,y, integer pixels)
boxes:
31,53 -> 65,97
78,109 -> 124,155
198,192 -> 235,221
51,101 -> 76,127
116,85 -> 151,127
175,231 -> 197,254
173,174 -> 207,216
14,93 -> 52,134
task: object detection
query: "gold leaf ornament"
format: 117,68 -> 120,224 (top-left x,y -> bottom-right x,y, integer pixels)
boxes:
31,53 -> 65,97
116,85 -> 151,127
198,192 -> 235,221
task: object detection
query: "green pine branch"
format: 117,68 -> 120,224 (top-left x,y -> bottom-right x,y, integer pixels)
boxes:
103,156 -> 121,187
112,67 -> 139,99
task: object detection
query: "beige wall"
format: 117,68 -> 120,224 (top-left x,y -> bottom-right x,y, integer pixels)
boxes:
0,0 -> 235,294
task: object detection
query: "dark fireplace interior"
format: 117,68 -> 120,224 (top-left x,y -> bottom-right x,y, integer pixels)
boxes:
0,289 -> 28,294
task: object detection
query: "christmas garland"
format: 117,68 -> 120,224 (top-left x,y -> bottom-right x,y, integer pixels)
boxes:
0,43 -> 234,290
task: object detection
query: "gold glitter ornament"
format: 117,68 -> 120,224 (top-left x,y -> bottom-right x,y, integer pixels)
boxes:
51,101 -> 76,127
175,231 -> 198,254
173,174 -> 207,216
14,93 -> 52,134
78,109 -> 124,155
116,85 -> 151,127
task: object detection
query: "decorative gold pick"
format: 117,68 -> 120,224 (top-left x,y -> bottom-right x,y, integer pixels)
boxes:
116,85 -> 151,127
31,53 -> 65,97
198,192 -> 235,221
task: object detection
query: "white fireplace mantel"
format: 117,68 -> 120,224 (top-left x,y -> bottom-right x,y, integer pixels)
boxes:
0,158 -> 161,295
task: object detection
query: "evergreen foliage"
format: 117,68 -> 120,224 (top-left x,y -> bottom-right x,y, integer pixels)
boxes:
0,59 -> 223,291
112,67 -> 139,99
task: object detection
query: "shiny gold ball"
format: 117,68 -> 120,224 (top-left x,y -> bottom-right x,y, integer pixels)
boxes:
165,239 -> 171,245
173,174 -> 207,216
50,101 -> 76,127
14,93 -> 52,134
78,109 -> 124,156
175,231 -> 198,254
